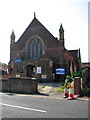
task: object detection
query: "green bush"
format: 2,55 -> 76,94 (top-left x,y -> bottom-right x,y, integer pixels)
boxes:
71,70 -> 82,78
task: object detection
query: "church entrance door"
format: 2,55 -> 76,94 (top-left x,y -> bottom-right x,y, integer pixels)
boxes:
26,65 -> 36,77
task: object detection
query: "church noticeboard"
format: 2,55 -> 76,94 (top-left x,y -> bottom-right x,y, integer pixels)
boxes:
56,68 -> 65,75
37,67 -> 41,74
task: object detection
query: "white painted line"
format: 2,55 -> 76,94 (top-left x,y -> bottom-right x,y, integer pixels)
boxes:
0,103 -> 47,113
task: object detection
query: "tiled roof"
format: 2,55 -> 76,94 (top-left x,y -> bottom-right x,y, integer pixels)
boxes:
68,49 -> 79,61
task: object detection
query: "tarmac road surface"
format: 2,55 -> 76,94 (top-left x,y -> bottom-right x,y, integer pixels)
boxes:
0,92 -> 88,119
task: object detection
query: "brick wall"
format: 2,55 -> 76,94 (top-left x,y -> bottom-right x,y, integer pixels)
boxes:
0,77 -> 38,94
0,78 -> 8,92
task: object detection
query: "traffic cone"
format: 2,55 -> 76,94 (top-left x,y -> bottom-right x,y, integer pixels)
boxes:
67,84 -> 76,100
64,84 -> 68,98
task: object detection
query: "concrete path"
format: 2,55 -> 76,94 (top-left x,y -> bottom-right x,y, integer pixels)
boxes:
38,82 -> 64,97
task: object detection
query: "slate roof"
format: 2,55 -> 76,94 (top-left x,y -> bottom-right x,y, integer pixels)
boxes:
68,49 -> 79,61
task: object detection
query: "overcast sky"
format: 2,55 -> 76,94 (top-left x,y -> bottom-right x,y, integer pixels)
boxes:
0,0 -> 89,64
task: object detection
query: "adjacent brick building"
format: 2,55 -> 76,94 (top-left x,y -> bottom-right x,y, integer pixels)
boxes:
8,14 -> 81,82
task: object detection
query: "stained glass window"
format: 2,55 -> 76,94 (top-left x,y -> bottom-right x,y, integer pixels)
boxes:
28,44 -> 31,59
36,44 -> 38,59
32,44 -> 34,59
40,43 -> 43,57
27,38 -> 43,60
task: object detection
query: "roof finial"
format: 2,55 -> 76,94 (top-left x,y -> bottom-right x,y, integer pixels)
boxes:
34,12 -> 36,18
59,23 -> 64,32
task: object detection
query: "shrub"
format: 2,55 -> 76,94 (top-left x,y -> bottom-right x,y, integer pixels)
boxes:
71,70 -> 82,78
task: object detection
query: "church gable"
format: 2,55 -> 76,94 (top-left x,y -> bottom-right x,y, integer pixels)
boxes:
15,17 -> 58,50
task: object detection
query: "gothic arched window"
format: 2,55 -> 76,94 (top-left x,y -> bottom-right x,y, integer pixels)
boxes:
28,43 -> 31,59
36,44 -> 38,59
40,43 -> 43,57
32,44 -> 34,59
27,37 -> 44,60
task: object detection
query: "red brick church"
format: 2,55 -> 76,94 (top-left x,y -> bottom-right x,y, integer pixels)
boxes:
8,14 -> 81,82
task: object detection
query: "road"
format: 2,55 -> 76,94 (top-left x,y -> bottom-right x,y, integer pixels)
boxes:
0,92 -> 88,119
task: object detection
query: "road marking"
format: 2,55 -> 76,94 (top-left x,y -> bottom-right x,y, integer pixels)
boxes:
0,103 -> 47,113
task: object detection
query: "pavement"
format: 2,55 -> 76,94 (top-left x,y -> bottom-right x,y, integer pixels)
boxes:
0,82 -> 89,100
37,82 -> 89,100
38,82 -> 64,98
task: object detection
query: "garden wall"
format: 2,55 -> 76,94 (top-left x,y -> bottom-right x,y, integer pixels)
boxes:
0,77 -> 38,94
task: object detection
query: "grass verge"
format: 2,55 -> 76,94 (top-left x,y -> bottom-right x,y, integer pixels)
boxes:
55,86 -> 64,92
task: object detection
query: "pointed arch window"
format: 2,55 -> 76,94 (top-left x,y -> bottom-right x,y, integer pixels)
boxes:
36,44 -> 38,59
27,37 -> 43,60
40,43 -> 43,57
32,44 -> 34,59
28,44 -> 31,59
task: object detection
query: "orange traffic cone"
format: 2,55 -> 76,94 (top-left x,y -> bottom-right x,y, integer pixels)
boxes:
67,84 -> 76,100
64,84 -> 68,98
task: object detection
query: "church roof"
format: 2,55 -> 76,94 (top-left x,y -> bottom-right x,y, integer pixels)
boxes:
15,17 -> 58,50
68,49 -> 80,62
